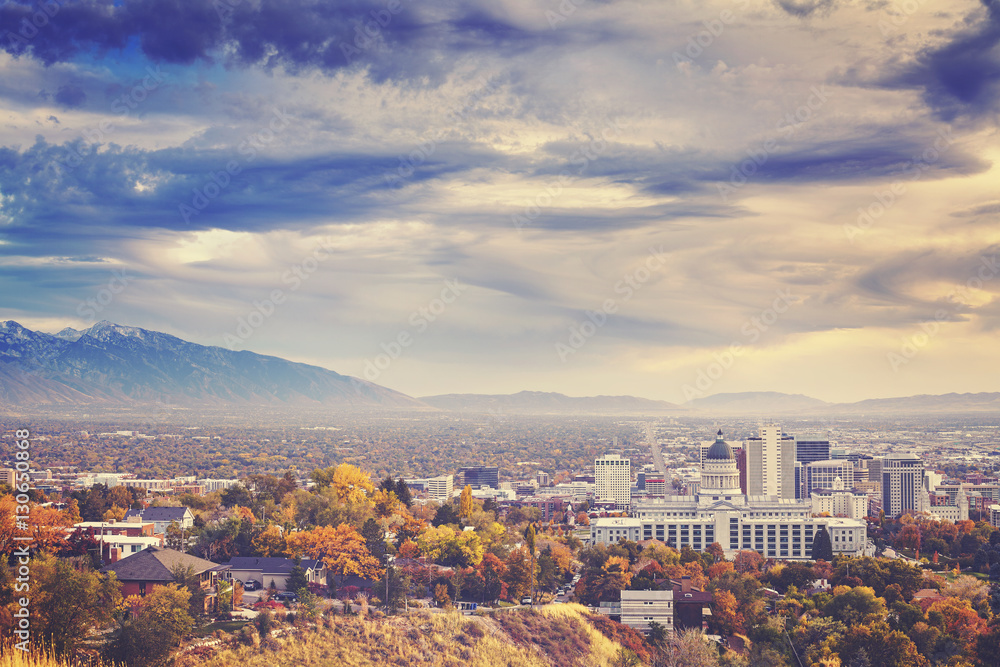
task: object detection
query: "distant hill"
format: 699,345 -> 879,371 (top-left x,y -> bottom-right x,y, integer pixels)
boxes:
0,320 -> 424,410
419,390 -> 685,415
834,392 -> 1000,414
684,390 -> 1000,415
685,391 -> 831,414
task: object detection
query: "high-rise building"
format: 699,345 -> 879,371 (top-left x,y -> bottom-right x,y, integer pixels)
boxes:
458,466 -> 500,489
881,454 -> 924,518
746,424 -> 795,499
595,454 -> 631,509
794,440 -> 831,499
536,471 -> 550,487
805,460 -> 853,498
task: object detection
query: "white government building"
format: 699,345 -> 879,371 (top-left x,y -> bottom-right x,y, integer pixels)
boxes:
590,430 -> 867,561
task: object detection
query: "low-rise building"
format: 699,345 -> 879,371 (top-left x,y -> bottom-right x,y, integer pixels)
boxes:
226,556 -> 326,591
620,590 -> 673,634
123,507 -> 194,534
590,517 -> 642,544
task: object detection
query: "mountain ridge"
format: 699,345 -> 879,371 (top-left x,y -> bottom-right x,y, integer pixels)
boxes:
0,320 -> 423,409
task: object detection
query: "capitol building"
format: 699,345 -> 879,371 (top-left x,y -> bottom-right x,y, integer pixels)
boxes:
590,430 -> 868,561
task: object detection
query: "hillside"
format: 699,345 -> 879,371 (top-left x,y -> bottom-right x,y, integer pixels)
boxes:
0,320 -> 424,410
189,606 -> 647,667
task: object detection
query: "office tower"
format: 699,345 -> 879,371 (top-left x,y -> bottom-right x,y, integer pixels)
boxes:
458,466 -> 500,489
881,454 -> 924,518
746,424 -> 795,499
595,454 -> 631,509
536,471 -> 550,487
796,440 -> 831,464
805,459 -> 853,498
426,475 -> 454,503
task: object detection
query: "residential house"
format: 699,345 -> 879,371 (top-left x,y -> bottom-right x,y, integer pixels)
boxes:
123,507 -> 194,534
225,557 -> 327,592
620,590 -> 674,634
102,546 -> 230,613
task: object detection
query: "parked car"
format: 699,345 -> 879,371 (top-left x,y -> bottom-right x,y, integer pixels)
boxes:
274,591 -> 299,603
520,596 -> 532,605
242,579 -> 261,591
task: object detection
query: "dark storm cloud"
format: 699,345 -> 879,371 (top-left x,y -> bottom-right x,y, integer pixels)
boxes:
0,0 -> 584,81
874,0 -> 1000,122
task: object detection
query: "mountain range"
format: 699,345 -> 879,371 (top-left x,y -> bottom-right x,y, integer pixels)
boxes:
1,320 -> 996,415
0,320 -> 421,409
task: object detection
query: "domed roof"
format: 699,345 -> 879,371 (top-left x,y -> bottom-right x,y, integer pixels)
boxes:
705,429 -> 733,460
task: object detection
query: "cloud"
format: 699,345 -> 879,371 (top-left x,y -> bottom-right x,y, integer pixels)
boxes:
873,0 -> 1000,122
54,83 -> 86,108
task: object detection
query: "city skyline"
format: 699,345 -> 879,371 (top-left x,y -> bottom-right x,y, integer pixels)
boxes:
1,0 -> 999,404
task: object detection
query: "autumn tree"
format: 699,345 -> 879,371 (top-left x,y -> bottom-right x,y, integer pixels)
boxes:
459,485 -> 474,519
835,621 -> 929,667
110,584 -> 194,666
479,552 -> 508,604
252,524 -> 287,557
330,464 -> 375,505
418,524 -> 484,568
710,589 -> 743,636
286,523 -> 382,589
27,554 -> 122,657
504,546 -> 533,601
733,550 -> 765,575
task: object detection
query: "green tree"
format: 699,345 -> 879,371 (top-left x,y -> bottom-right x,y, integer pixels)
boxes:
524,523 -> 537,605
287,556 -> 309,593
377,564 -> 408,611
361,517 -> 388,566
432,503 -> 460,527
395,478 -> 413,507
812,526 -> 834,561
170,564 -> 207,616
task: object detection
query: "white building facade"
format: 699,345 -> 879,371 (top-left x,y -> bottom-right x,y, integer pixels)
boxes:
596,454 -> 631,509
591,431 -> 866,561
620,590 -> 674,633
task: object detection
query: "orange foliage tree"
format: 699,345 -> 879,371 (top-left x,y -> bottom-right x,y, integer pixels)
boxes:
286,523 -> 382,587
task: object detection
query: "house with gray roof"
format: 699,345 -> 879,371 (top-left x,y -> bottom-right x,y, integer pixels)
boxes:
124,506 -> 194,534
103,546 -> 229,612
225,556 -> 326,592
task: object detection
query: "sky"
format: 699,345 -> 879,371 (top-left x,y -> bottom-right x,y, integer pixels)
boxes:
0,0 -> 999,405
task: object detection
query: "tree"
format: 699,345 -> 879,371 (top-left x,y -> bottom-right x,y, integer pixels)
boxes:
286,524 -> 382,587
220,484 -> 253,508
835,621 -> 928,667
432,503 -> 460,527
524,523 -> 537,605
504,547 -> 533,601
27,554 -> 122,657
110,584 -> 194,666
710,589 -> 743,636
103,505 -> 127,522
733,550 -> 765,575
812,526 -> 834,561
459,485 -> 474,519
478,552 -> 507,604
377,564 -> 408,611
823,586 -> 887,626
395,478 -> 413,507
252,524 -> 287,557
330,464 -> 375,505
287,556 -> 309,593
418,524 -> 484,568
361,518 -> 388,565
170,565 -> 207,616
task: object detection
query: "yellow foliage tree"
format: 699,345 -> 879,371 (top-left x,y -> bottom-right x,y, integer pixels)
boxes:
459,485 -> 474,519
331,464 -> 375,505
252,524 -> 287,557
418,524 -> 484,567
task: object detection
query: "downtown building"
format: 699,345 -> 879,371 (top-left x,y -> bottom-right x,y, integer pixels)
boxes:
881,453 -> 924,518
595,454 -> 632,509
591,430 -> 866,561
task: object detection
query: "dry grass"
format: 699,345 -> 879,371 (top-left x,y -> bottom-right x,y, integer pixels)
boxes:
192,605 -> 646,667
